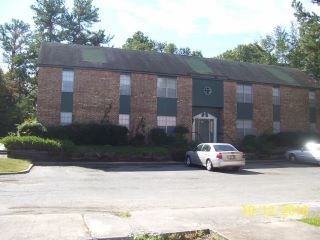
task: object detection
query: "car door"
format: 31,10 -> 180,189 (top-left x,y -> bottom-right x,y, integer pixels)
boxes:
199,144 -> 211,166
189,144 -> 203,166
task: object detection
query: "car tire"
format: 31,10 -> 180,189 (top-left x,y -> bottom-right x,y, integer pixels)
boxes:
206,160 -> 213,171
289,154 -> 297,162
186,156 -> 192,166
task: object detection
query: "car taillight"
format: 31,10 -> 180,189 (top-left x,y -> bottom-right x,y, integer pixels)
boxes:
216,153 -> 222,159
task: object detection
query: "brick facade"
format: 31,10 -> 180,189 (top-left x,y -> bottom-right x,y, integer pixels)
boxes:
73,70 -> 119,124
37,67 -> 62,125
37,66 -> 318,142
280,86 -> 309,132
253,84 -> 273,134
177,76 -> 193,140
222,81 -> 237,143
130,73 -> 157,135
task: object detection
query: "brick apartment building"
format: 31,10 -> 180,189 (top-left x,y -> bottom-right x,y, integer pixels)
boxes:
37,42 -> 320,144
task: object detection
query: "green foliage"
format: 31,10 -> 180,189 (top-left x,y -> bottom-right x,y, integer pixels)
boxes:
299,216 -> 320,227
149,128 -> 168,145
0,136 -> 74,152
17,119 -> 47,137
44,123 -> 128,146
173,125 -> 189,139
240,131 -> 320,153
123,31 -> 202,56
216,43 -> 277,65
134,234 -> 163,240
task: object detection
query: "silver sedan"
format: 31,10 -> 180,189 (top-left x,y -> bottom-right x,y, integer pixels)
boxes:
285,142 -> 320,165
185,143 -> 245,171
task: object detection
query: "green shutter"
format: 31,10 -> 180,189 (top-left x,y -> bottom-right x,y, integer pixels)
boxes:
157,97 -> 177,116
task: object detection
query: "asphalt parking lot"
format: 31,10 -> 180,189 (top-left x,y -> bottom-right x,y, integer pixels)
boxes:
0,160 -> 320,239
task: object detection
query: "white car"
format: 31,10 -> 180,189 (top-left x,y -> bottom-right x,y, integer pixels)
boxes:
185,143 -> 245,171
285,142 -> 320,165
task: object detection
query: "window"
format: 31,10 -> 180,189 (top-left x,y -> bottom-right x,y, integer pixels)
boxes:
157,116 -> 176,134
120,74 -> 131,95
157,77 -> 177,98
310,123 -> 317,131
237,84 -> 252,103
119,114 -> 130,128
273,87 -> 280,105
203,144 -> 211,152
196,144 -> 203,151
60,112 -> 72,125
309,91 -> 316,108
62,70 -> 74,92
236,120 -> 253,138
273,121 -> 280,133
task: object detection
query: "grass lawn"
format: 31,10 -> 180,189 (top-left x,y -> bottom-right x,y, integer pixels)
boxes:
299,216 -> 320,227
0,158 -> 31,173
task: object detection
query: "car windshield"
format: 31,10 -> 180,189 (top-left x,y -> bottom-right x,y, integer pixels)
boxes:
213,144 -> 237,152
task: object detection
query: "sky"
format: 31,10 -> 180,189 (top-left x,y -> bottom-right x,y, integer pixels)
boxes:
0,0 -> 320,70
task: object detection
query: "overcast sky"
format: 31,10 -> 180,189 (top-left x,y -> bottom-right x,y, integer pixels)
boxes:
0,0 -> 319,70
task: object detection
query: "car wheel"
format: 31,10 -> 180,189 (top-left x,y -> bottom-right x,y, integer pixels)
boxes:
289,154 -> 297,162
186,156 -> 192,166
206,160 -> 213,171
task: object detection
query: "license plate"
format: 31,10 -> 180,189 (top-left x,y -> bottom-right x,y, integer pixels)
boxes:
228,155 -> 236,160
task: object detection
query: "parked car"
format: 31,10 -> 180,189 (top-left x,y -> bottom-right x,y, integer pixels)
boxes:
285,142 -> 320,165
185,143 -> 245,171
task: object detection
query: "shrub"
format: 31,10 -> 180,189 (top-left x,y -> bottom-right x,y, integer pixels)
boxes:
173,125 -> 189,139
130,133 -> 145,146
44,123 -> 128,146
149,128 -> 168,145
17,120 -> 47,137
241,135 -> 257,152
0,136 -> 75,152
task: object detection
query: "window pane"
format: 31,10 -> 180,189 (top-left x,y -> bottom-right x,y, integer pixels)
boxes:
236,85 -> 243,102
62,70 -> 74,92
119,114 -> 130,128
120,74 -> 131,95
273,88 -> 280,105
309,91 -> 316,107
157,77 -> 177,98
273,121 -> 280,133
60,112 -> 72,125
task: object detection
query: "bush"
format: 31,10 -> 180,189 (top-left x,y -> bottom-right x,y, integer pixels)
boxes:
149,128 -> 168,145
17,120 -> 47,137
0,136 -> 75,152
130,133 -> 145,146
173,125 -> 189,139
44,123 -> 128,146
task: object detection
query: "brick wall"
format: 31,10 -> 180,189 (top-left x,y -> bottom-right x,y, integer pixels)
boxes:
73,70 -> 120,124
177,76 -> 192,140
130,73 -> 157,135
280,86 -> 309,132
253,84 -> 273,134
37,67 -> 62,125
222,81 -> 237,144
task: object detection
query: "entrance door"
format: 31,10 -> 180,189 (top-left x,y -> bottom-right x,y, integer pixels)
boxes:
192,112 -> 217,143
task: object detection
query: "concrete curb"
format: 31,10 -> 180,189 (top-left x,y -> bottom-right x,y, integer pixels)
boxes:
0,163 -> 34,175
94,229 -> 228,240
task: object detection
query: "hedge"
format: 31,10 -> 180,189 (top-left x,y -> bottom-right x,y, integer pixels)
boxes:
44,123 -> 128,146
0,136 -> 75,152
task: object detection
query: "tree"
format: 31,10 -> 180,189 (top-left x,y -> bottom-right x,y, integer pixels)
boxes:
123,31 -> 203,56
292,0 -> 320,79
123,31 -> 156,51
216,43 -> 277,64
31,0 -> 66,42
64,0 -> 113,45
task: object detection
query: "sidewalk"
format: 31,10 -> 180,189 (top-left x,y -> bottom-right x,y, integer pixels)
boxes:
0,204 -> 319,240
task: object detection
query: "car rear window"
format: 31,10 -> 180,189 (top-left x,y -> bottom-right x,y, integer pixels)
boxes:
214,144 -> 237,152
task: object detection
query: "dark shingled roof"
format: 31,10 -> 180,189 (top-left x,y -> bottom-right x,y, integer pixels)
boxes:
38,42 -> 319,88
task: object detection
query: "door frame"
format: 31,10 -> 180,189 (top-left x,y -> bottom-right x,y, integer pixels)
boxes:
192,112 -> 217,142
